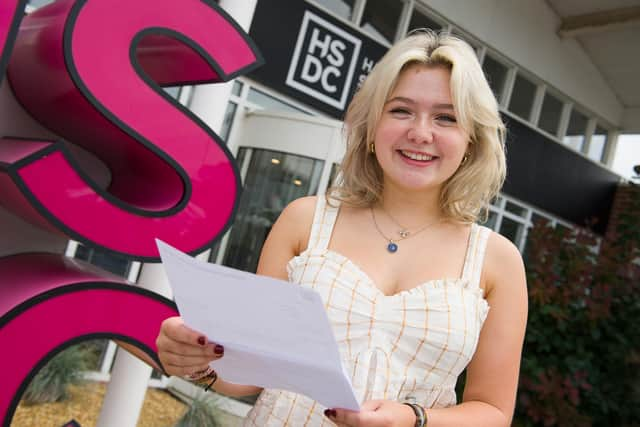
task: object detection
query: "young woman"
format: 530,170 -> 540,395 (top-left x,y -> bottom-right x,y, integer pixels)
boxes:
156,31 -> 528,427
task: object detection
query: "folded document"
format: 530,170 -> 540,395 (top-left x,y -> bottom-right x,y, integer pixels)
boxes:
156,240 -> 359,411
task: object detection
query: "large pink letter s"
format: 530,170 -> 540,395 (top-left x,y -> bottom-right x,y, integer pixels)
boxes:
0,254 -> 178,426
0,0 -> 263,424
0,0 -> 26,78
2,0 -> 262,260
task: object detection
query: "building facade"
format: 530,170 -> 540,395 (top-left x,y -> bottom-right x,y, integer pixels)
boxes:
16,0 -> 638,423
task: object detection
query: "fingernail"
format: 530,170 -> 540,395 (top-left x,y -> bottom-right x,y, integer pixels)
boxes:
197,336 -> 206,346
324,409 -> 336,419
214,344 -> 224,355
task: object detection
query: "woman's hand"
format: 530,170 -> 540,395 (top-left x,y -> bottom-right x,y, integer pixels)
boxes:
155,316 -> 224,377
326,400 -> 417,427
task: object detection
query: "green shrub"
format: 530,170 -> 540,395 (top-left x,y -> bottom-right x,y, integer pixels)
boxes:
174,394 -> 221,427
22,346 -> 90,405
515,185 -> 640,427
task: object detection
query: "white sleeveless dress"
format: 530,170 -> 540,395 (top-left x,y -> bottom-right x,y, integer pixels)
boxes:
243,197 -> 491,426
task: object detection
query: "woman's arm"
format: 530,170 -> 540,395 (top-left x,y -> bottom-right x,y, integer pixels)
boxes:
155,196 -> 316,397
330,231 -> 528,427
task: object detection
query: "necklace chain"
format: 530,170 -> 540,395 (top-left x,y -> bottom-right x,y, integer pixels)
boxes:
383,208 -> 412,238
370,207 -> 441,253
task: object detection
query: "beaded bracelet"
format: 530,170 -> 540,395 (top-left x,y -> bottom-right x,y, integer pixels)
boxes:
185,367 -> 218,391
403,402 -> 427,427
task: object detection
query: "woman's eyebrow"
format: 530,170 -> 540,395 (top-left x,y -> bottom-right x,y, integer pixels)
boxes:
433,103 -> 455,110
385,97 -> 455,111
385,96 -> 415,105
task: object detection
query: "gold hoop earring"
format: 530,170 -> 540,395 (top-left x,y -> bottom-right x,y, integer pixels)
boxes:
369,142 -> 376,154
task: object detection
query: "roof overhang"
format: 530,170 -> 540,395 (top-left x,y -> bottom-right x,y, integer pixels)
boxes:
547,0 -> 640,134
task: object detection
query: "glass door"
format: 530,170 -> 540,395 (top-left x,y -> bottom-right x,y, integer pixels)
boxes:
221,148 -> 324,273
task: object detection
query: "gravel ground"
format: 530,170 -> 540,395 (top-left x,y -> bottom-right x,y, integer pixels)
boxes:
10,382 -> 188,427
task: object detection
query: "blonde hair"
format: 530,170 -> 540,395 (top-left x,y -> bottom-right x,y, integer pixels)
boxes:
328,30 -> 506,223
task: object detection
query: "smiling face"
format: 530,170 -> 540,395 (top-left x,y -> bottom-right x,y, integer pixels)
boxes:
372,64 -> 470,196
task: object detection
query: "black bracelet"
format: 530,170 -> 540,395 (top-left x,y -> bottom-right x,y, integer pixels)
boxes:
186,367 -> 218,391
403,402 -> 426,427
203,370 -> 218,392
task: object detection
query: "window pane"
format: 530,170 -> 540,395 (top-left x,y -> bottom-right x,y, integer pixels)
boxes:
480,211 -> 498,230
27,0 -> 53,8
508,73 -> 537,121
499,217 -> 524,245
360,0 -> 404,45
313,0 -> 356,20
329,163 -> 341,187
588,125 -> 608,162
505,201 -> 527,217
231,80 -> 243,96
531,213 -> 551,228
538,91 -> 563,136
74,245 -> 132,278
247,88 -> 309,114
220,101 -> 237,141
163,86 -> 181,99
482,55 -> 508,102
407,8 -> 442,33
564,109 -> 588,151
223,149 -> 324,273
74,339 -> 110,371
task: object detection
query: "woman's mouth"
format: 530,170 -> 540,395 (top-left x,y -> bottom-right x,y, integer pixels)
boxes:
399,150 -> 437,162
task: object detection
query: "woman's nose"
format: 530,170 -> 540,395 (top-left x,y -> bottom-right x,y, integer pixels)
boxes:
407,118 -> 434,144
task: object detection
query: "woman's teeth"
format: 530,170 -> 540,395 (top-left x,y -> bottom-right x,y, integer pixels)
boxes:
400,150 -> 434,161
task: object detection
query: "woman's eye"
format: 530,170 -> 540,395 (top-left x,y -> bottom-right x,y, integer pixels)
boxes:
390,108 -> 410,115
437,115 -> 457,123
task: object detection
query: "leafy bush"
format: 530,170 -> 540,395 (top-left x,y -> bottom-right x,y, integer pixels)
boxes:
22,346 -> 90,405
515,185 -> 640,427
174,394 -> 221,427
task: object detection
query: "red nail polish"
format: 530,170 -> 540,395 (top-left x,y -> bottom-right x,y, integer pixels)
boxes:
197,336 -> 206,346
214,344 -> 224,355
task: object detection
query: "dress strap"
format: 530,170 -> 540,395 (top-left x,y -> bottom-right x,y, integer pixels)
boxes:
305,195 -> 340,251
460,223 -> 492,290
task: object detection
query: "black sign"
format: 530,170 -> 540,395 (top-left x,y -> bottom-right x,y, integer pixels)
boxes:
249,0 -> 387,119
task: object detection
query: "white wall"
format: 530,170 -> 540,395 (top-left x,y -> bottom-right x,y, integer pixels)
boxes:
424,0 -> 623,126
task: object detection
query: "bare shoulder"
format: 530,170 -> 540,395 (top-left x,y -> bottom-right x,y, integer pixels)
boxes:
272,195 -> 318,254
482,230 -> 527,298
280,195 -> 317,219
256,196 -> 318,279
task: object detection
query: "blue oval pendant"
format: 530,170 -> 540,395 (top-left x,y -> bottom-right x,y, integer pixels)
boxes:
387,242 -> 398,253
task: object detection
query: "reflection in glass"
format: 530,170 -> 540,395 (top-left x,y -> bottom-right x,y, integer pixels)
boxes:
247,88 -> 309,114
231,81 -> 243,97
329,163 -> 341,187
563,108 -> 588,152
482,55 -> 508,102
163,86 -> 181,99
508,73 -> 537,121
74,245 -> 132,278
220,101 -> 237,142
538,91 -> 563,136
313,0 -> 356,20
360,0 -> 404,44
223,149 -> 324,273
26,0 -> 54,9
588,125 -> 608,162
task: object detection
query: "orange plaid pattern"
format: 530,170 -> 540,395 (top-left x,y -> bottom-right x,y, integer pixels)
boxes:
244,197 -> 490,426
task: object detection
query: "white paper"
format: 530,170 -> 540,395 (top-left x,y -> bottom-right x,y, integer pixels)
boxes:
156,239 -> 359,411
